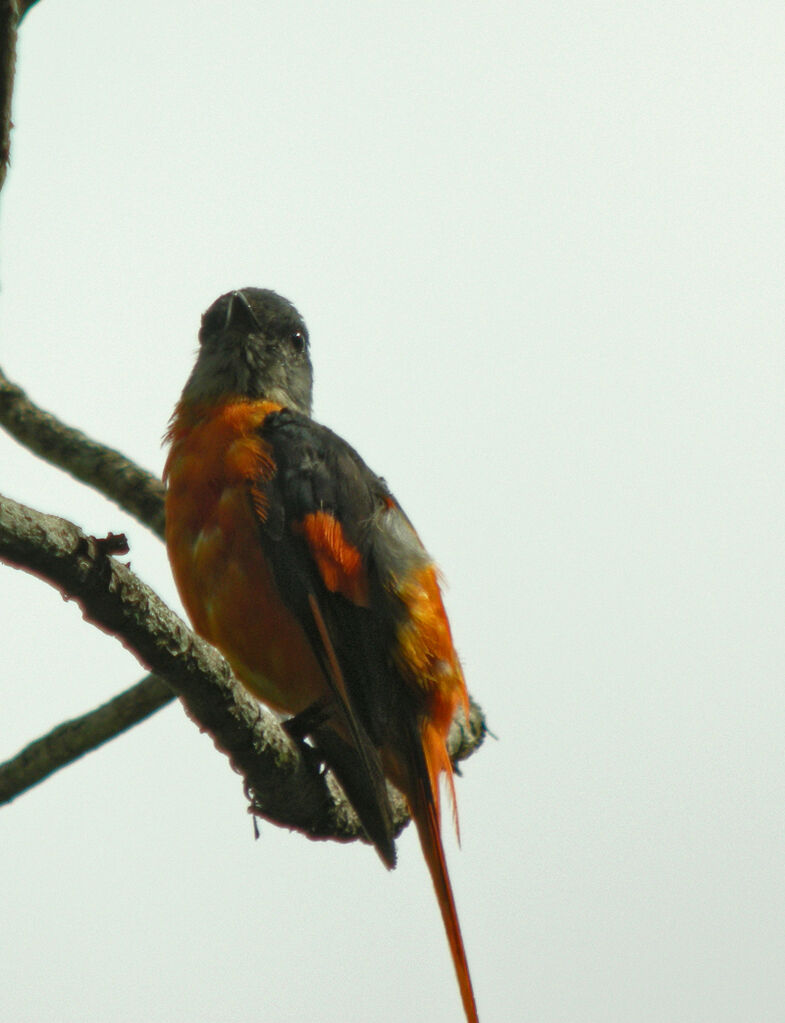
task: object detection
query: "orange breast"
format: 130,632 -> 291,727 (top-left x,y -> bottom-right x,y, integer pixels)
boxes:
164,400 -> 329,714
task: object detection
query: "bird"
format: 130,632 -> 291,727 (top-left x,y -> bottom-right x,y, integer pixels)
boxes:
164,288 -> 479,1022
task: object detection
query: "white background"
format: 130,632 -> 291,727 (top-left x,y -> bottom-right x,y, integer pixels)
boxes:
1,3 -> 784,1021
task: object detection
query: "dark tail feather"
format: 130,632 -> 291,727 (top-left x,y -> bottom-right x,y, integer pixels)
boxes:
311,722 -> 397,868
306,592 -> 396,867
412,778 -> 479,1023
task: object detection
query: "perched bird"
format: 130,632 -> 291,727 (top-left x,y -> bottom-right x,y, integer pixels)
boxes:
164,288 -> 478,1022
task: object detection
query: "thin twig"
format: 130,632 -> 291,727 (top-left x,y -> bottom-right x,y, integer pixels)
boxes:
0,674 -> 175,805
19,1 -> 40,22
0,1 -> 18,194
0,367 -> 166,538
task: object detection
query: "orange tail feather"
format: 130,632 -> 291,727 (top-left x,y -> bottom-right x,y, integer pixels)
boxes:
411,725 -> 479,1023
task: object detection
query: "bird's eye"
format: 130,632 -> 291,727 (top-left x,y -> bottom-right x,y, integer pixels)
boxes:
290,331 -> 306,354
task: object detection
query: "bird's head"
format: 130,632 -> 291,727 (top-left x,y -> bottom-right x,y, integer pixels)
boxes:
181,288 -> 313,415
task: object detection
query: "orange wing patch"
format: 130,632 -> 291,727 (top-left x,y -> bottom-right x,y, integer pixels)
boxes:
390,564 -> 469,843
393,564 -> 470,726
294,511 -> 369,606
395,566 -> 456,684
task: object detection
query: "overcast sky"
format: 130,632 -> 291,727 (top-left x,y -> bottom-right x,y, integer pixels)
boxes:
1,3 -> 784,1022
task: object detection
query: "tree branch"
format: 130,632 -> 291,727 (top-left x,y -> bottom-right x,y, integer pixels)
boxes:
0,366 -> 166,539
18,1 -> 40,22
0,1 -> 18,195
0,673 -> 175,805
0,491 -> 486,844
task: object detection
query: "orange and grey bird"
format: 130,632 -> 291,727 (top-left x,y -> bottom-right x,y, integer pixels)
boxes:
164,288 -> 478,1022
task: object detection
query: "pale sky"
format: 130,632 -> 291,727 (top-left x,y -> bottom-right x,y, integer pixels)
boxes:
1,3 -> 784,1022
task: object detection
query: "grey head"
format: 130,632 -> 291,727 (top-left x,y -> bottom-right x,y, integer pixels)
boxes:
181,288 -> 313,414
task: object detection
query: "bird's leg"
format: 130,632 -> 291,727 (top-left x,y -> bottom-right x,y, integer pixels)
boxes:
283,699 -> 331,740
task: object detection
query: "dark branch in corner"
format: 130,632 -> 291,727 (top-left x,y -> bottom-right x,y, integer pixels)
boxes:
18,1 -> 40,22
0,367 -> 166,539
0,492 -> 487,843
0,1 -> 18,194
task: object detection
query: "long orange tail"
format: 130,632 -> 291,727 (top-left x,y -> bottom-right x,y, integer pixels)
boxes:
411,728 -> 479,1023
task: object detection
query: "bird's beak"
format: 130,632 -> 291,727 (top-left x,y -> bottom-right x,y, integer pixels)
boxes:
226,290 -> 264,334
